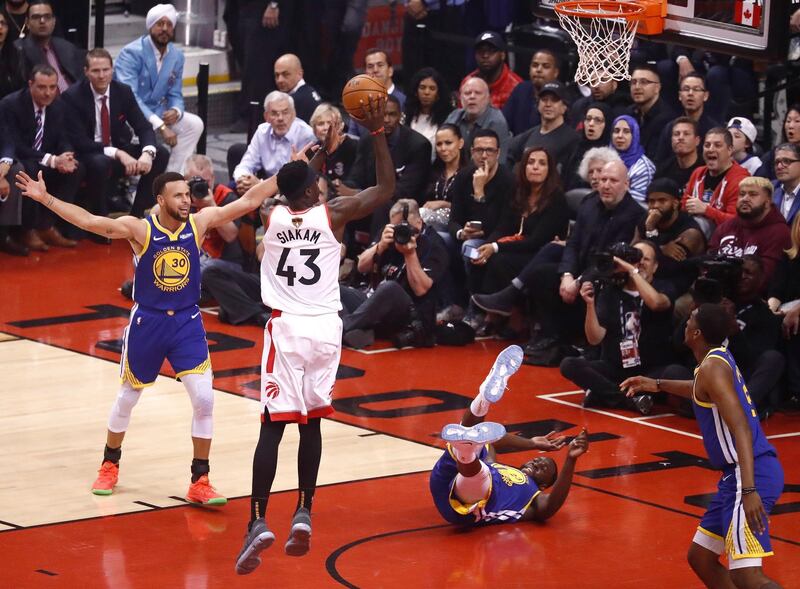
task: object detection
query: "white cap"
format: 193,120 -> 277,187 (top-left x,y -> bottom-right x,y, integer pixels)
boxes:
727,117 -> 757,145
146,4 -> 179,30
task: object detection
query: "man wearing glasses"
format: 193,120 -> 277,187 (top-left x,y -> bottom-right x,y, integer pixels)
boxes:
772,143 -> 800,225
16,0 -> 84,92
627,64 -> 674,157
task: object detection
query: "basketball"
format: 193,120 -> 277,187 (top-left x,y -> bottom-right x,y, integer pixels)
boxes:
341,74 -> 387,120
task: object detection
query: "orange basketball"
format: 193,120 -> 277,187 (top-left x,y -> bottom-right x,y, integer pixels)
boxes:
341,74 -> 387,120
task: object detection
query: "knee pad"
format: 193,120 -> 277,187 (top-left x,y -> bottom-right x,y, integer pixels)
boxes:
182,370 -> 214,439
108,382 -> 142,433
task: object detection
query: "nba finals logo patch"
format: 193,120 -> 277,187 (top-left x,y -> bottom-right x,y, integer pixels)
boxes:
152,246 -> 191,292
291,217 -> 303,229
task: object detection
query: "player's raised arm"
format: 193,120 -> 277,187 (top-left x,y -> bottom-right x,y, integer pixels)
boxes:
16,171 -> 145,242
530,429 -> 589,522
193,175 -> 280,235
328,96 -> 395,231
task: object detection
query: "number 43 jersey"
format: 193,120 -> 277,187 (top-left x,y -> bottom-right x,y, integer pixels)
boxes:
261,204 -> 342,315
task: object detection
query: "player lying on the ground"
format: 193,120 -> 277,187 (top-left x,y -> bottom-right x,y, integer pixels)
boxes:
430,345 -> 589,525
622,303 -> 784,589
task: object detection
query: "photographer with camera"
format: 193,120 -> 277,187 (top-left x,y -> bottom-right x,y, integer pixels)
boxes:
708,177 -> 791,286
340,199 -> 449,349
559,241 -> 674,414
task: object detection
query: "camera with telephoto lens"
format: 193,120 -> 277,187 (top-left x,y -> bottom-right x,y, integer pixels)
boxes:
187,176 -> 209,199
392,202 -> 419,246
692,255 -> 743,304
585,242 -> 643,290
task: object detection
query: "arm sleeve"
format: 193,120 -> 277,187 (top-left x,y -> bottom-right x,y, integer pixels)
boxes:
233,132 -> 265,179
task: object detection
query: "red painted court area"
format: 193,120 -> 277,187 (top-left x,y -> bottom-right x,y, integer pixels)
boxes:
2,242 -> 800,588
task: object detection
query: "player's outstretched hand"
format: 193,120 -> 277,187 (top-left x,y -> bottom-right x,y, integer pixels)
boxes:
359,94 -> 386,133
15,170 -> 47,202
567,429 -> 589,459
743,491 -> 767,535
620,375 -> 658,397
290,141 -> 318,163
531,430 -> 567,451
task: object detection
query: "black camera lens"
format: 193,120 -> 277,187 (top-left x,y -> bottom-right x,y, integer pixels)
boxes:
393,222 -> 413,245
188,176 -> 209,199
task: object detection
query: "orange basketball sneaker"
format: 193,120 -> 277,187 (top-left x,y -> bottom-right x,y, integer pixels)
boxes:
91,461 -> 119,495
186,475 -> 228,506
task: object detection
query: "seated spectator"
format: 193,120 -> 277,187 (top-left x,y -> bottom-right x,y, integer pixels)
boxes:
633,178 -> 706,296
447,128 -> 512,301
310,104 -> 357,197
681,127 -> 749,239
563,102 -> 612,191
231,91 -> 316,196
347,48 -> 406,138
756,104 -> 800,180
459,31 -> 521,110
609,115 -> 655,206
654,116 -> 702,194
0,11 -> 24,99
708,177 -> 791,284
471,146 -> 570,319
768,214 -> 800,407
403,67 -> 452,155
0,147 -> 24,256
16,0 -> 84,92
421,123 -> 466,236
444,77 -> 510,162
62,48 -> 169,222
341,199 -> 449,349
502,49 -> 561,136
560,241 -> 674,414
727,117 -> 762,175
771,143 -> 800,225
654,72 -> 721,165
575,146 -> 622,196
507,81 -> 579,168
273,53 -> 322,124
569,79 -> 631,126
114,4 -> 203,174
1,64 -> 80,251
627,64 -> 674,157
472,161 -> 646,364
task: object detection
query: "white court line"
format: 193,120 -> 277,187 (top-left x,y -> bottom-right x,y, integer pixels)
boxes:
539,392 -> 703,440
766,432 -> 800,440
346,346 -> 403,355
635,413 -> 677,420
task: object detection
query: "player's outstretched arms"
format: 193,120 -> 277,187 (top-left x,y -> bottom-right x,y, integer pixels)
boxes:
16,170 -> 145,242
194,175 -> 280,235
620,376 -> 693,399
494,430 -> 566,452
531,429 -> 589,522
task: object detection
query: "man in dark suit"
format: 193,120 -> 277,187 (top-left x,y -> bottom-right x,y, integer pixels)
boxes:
273,53 -> 321,124
15,0 -> 84,93
1,63 -> 80,250
62,48 -> 169,221
340,94 -> 431,237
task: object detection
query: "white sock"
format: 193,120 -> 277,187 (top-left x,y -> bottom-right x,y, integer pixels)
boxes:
470,392 -> 490,417
450,441 -> 481,463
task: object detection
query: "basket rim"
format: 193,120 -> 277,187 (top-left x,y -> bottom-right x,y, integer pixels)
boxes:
553,1 -> 645,19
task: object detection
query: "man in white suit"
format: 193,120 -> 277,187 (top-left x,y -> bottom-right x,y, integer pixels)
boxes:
113,4 -> 203,175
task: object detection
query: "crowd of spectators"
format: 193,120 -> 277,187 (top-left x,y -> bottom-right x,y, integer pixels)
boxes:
2,0 -> 800,420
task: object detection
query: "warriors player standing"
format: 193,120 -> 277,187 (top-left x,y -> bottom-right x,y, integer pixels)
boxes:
15,166 -> 287,504
235,97 -> 394,575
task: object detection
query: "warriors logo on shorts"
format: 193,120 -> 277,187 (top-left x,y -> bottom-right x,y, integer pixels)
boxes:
152,246 -> 192,292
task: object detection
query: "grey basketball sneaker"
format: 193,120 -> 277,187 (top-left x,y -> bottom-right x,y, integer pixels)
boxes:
235,518 -> 275,575
284,507 -> 312,556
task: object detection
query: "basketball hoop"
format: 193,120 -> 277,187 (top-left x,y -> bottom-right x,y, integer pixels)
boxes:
554,1 -> 645,87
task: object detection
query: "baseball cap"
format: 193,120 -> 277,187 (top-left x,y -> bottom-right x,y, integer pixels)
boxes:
727,117 -> 757,144
474,31 -> 505,51
646,177 -> 681,200
538,81 -> 569,105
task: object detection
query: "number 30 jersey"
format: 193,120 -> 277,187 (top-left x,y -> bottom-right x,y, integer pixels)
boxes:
260,204 -> 342,315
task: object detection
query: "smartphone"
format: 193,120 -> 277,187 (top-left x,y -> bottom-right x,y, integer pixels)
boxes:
463,244 -> 481,260
466,220 -> 483,230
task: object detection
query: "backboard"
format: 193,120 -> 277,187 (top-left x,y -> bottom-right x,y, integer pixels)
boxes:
534,0 -> 791,61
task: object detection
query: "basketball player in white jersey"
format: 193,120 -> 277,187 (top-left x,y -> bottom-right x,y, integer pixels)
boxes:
235,96 -> 394,575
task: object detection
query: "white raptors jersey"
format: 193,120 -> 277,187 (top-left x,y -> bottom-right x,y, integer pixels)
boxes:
260,204 -> 342,315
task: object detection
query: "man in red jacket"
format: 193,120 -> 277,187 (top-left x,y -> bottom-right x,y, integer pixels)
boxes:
708,176 -> 791,284
459,31 -> 521,110
681,127 -> 749,239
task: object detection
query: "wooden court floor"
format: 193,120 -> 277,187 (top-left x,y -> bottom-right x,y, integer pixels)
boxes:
1,241 -> 799,588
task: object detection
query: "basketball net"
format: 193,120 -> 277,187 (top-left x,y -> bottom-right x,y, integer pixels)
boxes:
554,1 -> 643,87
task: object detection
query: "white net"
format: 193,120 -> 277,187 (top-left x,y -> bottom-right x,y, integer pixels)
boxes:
555,1 -> 642,87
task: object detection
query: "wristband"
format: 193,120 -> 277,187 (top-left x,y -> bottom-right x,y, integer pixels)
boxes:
655,378 -> 661,391
369,126 -> 385,136
741,487 -> 757,496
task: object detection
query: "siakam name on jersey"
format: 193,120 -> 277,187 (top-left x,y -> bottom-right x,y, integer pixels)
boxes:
275,228 -> 322,245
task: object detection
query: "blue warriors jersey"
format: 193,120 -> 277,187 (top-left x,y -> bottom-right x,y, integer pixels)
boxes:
430,446 -> 541,526
692,347 -> 776,470
132,215 -> 202,310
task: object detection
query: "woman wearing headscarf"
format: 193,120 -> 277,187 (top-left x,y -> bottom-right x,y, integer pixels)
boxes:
610,114 -> 655,206
564,102 -> 612,190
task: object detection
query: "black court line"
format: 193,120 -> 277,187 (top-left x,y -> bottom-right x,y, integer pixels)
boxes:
357,432 -> 382,437
34,569 -> 58,576
169,496 -> 188,503
0,519 -> 22,529
133,501 -> 162,509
